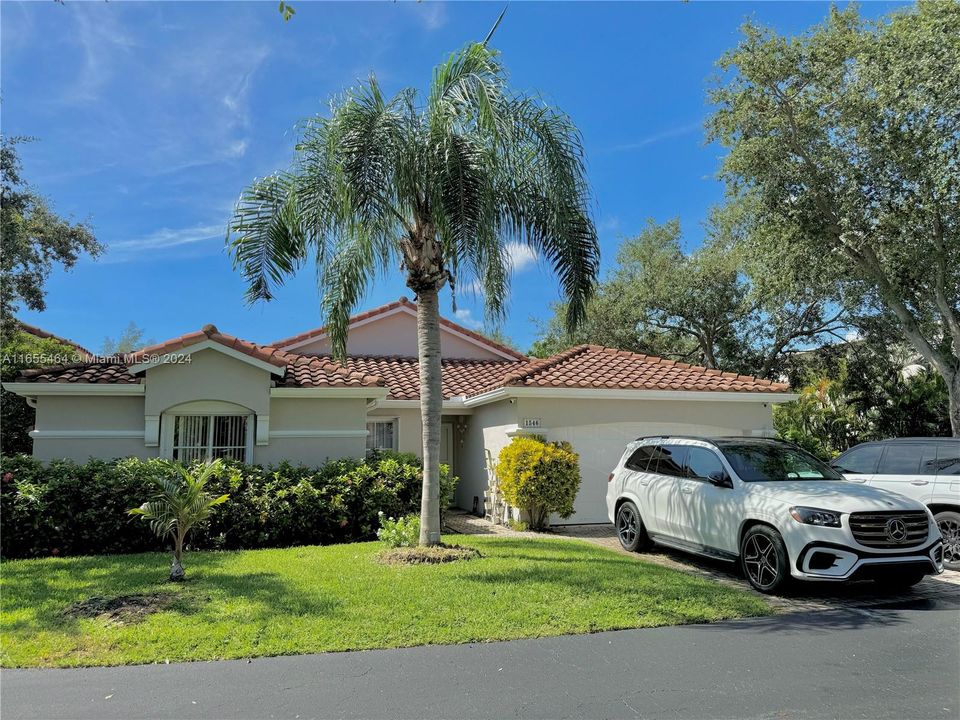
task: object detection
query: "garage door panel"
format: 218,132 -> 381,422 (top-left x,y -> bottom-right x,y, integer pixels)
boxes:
547,422 -> 739,525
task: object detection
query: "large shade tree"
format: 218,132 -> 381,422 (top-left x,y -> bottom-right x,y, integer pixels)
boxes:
708,2 -> 960,434
0,137 -> 101,341
531,210 -> 846,378
228,43 -> 599,545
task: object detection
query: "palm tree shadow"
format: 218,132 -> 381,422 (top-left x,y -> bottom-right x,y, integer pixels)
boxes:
2,550 -> 342,636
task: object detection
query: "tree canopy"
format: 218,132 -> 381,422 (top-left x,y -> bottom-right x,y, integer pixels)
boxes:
101,321 -> 153,356
0,137 -> 102,340
531,213 -> 846,378
708,1 -> 960,434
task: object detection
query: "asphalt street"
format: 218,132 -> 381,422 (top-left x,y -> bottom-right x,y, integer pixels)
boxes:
3,596 -> 958,720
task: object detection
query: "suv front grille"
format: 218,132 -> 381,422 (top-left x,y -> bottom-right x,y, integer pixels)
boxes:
848,511 -> 929,548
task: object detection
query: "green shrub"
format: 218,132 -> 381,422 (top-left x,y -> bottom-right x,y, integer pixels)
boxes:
495,435 -> 581,530
0,451 -> 459,558
376,513 -> 420,548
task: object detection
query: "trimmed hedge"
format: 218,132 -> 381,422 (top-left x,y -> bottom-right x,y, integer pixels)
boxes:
0,453 -> 458,558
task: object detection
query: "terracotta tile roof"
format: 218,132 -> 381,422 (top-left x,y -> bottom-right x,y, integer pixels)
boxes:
18,322 -> 92,357
317,356 -> 521,400
13,327 -> 790,397
17,325 -> 384,390
271,296 -> 529,361
488,345 -> 791,394
128,324 -> 289,369
17,361 -> 139,384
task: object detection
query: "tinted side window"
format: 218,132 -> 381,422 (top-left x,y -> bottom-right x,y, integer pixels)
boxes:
625,445 -> 656,472
833,445 -> 883,475
937,442 -> 960,476
876,443 -> 938,475
685,447 -> 725,481
652,444 -> 687,477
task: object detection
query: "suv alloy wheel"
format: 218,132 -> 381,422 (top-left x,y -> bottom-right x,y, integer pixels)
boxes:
740,525 -> 791,594
935,510 -> 960,571
615,501 -> 650,552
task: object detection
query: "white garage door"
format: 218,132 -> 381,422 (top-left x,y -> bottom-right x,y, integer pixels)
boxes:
547,421 -> 741,525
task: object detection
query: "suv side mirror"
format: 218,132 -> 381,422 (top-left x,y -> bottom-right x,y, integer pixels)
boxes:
708,471 -> 733,489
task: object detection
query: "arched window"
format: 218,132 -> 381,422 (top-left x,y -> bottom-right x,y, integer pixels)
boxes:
160,401 -> 253,463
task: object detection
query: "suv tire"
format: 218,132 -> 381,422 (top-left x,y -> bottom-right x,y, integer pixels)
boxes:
740,525 -> 791,594
934,510 -> 960,571
616,501 -> 651,553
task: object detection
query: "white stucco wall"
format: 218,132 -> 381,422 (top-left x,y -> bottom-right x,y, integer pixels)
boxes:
144,348 -> 271,417
30,395 -> 157,462
256,396 -> 369,465
289,310 -> 506,360
456,399 -> 517,511
24,349 -> 376,466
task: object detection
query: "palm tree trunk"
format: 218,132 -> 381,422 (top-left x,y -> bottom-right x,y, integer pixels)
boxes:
170,531 -> 186,582
417,286 -> 443,546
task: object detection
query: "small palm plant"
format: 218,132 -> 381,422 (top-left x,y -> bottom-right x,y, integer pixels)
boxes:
129,460 -> 229,581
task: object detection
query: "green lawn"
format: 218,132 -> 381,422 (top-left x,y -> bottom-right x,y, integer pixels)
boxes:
1,536 -> 771,668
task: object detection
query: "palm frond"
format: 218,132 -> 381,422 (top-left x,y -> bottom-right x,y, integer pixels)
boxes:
128,460 -> 230,544
227,173 -> 307,303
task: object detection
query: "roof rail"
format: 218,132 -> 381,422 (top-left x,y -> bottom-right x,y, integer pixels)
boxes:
633,435 -> 715,443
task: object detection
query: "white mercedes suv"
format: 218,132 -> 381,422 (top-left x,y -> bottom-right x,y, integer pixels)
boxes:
607,436 -> 945,593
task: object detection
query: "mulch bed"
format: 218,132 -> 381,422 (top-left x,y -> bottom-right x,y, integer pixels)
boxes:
62,593 -> 179,625
377,544 -> 481,566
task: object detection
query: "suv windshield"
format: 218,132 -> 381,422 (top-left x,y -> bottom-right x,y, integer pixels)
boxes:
718,442 -> 844,482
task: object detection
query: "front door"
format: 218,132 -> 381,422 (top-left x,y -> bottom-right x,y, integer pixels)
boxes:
440,423 -> 453,468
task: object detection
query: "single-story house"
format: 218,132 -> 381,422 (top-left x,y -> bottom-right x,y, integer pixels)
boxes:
3,298 -> 796,523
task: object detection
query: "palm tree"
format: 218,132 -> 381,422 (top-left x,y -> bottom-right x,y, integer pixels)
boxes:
129,460 -> 230,581
228,42 -> 599,546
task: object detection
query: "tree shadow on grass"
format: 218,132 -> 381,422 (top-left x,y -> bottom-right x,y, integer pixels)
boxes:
1,550 -> 342,635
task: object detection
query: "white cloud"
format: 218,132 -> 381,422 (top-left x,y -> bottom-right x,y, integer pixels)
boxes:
418,2 -> 448,31
607,121 -> 702,153
457,243 -> 538,298
598,216 -> 621,233
104,223 -> 224,263
453,308 -> 483,330
227,139 -> 250,159
505,242 -> 538,272
70,8 -> 137,103
460,278 -> 486,298
54,7 -> 270,177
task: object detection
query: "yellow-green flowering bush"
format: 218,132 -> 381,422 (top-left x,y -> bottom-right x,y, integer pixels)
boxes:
495,435 -> 580,530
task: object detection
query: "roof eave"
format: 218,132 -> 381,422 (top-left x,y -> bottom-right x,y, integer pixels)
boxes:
2,382 -> 145,397
463,386 -> 798,407
270,386 -> 390,399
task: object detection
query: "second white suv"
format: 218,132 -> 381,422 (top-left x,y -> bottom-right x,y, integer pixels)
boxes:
607,436 -> 944,593
831,438 -> 960,571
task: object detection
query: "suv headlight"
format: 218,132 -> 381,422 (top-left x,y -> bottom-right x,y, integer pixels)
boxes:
789,506 -> 841,528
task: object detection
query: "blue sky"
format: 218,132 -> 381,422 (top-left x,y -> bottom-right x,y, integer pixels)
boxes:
2,0 -> 902,353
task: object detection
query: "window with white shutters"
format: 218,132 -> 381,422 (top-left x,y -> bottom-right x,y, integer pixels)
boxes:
172,414 -> 250,463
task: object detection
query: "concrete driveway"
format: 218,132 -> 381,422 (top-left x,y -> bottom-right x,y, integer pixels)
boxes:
2,596 -> 957,720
